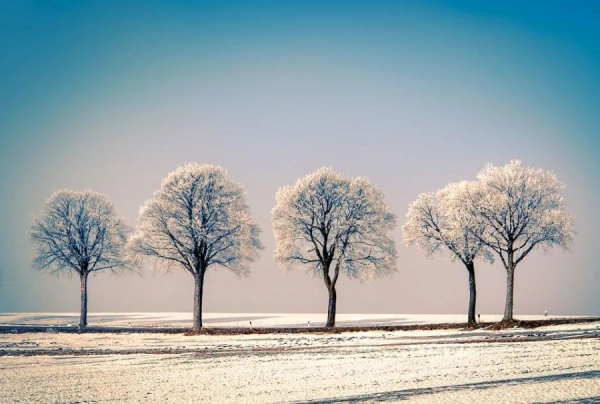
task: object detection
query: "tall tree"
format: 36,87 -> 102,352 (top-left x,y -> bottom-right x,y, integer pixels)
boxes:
403,181 -> 492,326
467,161 -> 575,322
129,164 -> 262,331
273,168 -> 397,327
29,190 -> 131,328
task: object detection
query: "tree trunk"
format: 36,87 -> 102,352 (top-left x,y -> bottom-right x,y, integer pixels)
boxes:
503,262 -> 515,322
192,271 -> 205,332
80,272 -> 88,328
326,287 -> 337,327
466,261 -> 477,326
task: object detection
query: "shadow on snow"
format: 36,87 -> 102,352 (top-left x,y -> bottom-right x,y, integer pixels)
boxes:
295,370 -> 600,403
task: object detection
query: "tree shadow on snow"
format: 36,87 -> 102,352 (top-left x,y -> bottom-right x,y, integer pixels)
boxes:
532,397 -> 600,404
295,370 -> 600,403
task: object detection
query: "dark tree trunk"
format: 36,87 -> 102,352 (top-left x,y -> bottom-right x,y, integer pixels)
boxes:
326,287 -> 337,327
192,270 -> 205,332
503,261 -> 515,322
80,272 -> 88,328
466,261 -> 477,326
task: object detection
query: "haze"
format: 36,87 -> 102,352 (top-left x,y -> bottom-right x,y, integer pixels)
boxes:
1,1 -> 599,316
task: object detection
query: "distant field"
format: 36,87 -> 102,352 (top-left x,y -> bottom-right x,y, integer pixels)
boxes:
0,312 -> 583,328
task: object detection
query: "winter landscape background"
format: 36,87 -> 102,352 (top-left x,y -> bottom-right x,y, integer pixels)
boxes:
1,0 -> 599,319
1,1 -> 600,403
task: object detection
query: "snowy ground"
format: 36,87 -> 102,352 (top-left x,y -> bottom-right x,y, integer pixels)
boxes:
0,312 -> 577,328
0,314 -> 599,403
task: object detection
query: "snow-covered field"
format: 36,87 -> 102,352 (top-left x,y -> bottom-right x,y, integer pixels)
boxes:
1,314 -> 599,403
0,312 -> 577,328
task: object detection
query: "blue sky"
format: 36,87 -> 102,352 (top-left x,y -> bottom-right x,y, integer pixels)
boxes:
1,1 -> 599,316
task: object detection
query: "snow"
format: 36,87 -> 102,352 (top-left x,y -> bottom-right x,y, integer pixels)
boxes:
0,312 -> 582,328
1,313 -> 599,403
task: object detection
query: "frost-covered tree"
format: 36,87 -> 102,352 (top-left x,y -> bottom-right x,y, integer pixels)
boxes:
467,161 -> 575,322
273,168 -> 397,327
403,181 -> 492,326
129,164 -> 262,331
29,190 -> 131,328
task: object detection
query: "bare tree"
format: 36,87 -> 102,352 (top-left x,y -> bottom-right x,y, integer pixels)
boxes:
273,168 -> 397,327
29,190 -> 131,328
403,182 -> 492,326
467,161 -> 575,322
129,164 -> 262,331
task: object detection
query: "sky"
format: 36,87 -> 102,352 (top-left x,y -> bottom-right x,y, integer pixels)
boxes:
1,0 -> 599,317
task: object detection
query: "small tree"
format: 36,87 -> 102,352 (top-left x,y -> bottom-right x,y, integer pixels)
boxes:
467,161 -> 575,322
403,181 -> 492,326
29,190 -> 131,328
273,168 -> 397,327
129,164 -> 262,331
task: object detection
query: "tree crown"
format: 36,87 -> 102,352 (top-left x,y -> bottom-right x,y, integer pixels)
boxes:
403,181 -> 493,265
129,163 -> 262,276
469,160 -> 575,267
29,189 -> 131,277
273,167 -> 397,281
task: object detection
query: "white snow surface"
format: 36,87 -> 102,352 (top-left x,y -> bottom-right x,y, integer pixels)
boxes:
1,314 -> 599,403
0,312 -> 583,328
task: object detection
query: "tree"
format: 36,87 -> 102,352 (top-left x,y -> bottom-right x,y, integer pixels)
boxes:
129,164 -> 262,331
29,190 -> 131,328
467,161 -> 575,322
403,181 -> 492,326
273,168 -> 397,327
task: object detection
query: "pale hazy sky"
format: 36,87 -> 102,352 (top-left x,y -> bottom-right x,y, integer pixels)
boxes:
1,1 -> 599,316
